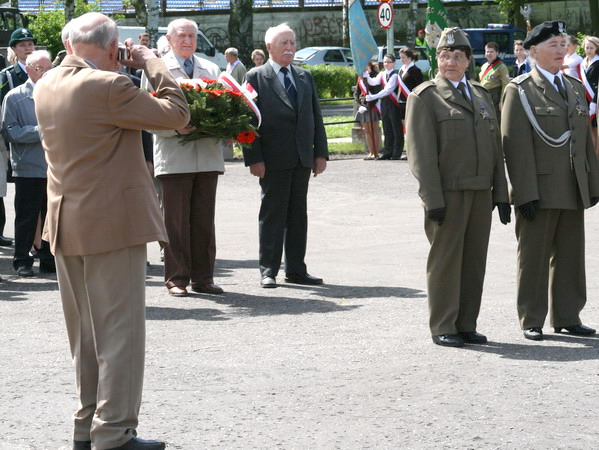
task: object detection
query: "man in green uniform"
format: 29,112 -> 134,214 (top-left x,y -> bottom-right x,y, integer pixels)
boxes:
502,21 -> 599,341
406,27 -> 510,348
479,41 -> 510,122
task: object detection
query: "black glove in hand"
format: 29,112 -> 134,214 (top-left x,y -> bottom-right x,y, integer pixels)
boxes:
495,202 -> 511,225
518,200 -> 539,221
426,207 -> 446,225
591,197 -> 599,207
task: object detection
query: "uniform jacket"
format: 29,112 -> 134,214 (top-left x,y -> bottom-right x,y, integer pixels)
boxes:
34,56 -> 190,256
406,75 -> 509,210
398,65 -> 424,102
141,50 -> 225,176
1,79 -> 46,178
242,63 -> 328,170
501,67 -> 599,209
0,62 -> 28,104
479,59 -> 510,92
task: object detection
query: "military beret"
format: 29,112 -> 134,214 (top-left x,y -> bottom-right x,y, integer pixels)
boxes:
9,28 -> 36,47
437,27 -> 471,50
523,21 -> 566,49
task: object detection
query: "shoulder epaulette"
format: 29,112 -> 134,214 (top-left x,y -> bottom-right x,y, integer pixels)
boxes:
469,80 -> 488,92
563,72 -> 583,85
511,72 -> 532,85
412,80 -> 435,95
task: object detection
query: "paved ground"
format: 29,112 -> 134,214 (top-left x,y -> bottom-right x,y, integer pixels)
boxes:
1,158 -> 598,449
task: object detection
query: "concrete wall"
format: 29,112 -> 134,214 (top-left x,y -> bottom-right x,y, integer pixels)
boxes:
119,0 -> 590,52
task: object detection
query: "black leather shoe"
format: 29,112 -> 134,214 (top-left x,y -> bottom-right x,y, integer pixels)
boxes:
523,327 -> 543,340
73,441 -> 91,450
554,324 -> 596,335
376,155 -> 392,160
0,235 -> 12,246
432,334 -> 464,347
285,273 -> 323,285
459,331 -> 488,344
16,266 -> 34,277
261,276 -> 277,288
108,436 -> 166,450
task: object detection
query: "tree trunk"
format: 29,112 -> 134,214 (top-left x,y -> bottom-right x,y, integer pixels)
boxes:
228,0 -> 254,64
11,0 -> 18,9
590,0 -> 599,35
147,0 -> 160,47
65,0 -> 75,21
406,0 -> 417,49
134,0 -> 149,29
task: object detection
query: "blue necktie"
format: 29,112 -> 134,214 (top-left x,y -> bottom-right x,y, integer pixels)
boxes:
184,58 -> 193,77
280,66 -> 297,102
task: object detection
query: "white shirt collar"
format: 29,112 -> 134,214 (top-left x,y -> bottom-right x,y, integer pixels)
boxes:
18,61 -> 27,73
536,64 -> 564,87
449,75 -> 470,99
400,61 -> 414,73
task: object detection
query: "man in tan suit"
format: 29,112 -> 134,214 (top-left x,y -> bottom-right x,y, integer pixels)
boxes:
406,28 -> 510,348
502,21 -> 599,341
34,13 -> 189,450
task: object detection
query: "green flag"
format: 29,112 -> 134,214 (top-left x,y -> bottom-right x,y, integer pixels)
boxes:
425,0 -> 448,77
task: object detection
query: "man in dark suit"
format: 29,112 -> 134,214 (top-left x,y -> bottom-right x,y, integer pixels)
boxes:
243,23 -> 328,288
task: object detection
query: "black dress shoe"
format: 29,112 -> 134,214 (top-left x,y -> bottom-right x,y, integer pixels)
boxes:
73,441 -> 91,450
432,334 -> 464,347
523,327 -> 543,340
554,324 -> 596,335
16,266 -> 34,277
285,273 -> 323,285
0,235 -> 12,246
108,436 -> 166,450
261,276 -> 277,288
377,155 -> 392,160
459,331 -> 488,344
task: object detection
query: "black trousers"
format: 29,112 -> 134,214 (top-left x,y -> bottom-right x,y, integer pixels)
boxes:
381,98 -> 403,158
13,177 -> 53,269
258,164 -> 311,278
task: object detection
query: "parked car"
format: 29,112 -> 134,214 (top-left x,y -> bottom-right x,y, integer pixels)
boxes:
117,25 -> 227,70
293,46 -> 354,67
464,24 -> 526,66
373,45 -> 430,74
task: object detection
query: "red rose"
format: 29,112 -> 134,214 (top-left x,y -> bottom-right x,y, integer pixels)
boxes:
237,130 -> 257,144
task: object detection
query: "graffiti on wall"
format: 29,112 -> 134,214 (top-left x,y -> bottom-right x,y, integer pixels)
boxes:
298,15 -> 344,46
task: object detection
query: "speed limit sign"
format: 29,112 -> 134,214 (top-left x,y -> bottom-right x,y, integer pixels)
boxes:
377,2 -> 393,29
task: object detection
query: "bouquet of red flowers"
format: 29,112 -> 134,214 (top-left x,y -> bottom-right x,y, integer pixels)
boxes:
176,75 -> 259,146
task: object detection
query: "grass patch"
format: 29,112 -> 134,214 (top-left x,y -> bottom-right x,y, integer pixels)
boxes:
323,114 -> 357,139
328,141 -> 366,155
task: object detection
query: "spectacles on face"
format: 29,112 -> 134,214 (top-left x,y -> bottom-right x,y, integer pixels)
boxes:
27,64 -> 50,73
438,53 -> 467,63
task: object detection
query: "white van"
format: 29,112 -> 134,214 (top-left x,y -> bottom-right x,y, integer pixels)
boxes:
117,25 -> 227,70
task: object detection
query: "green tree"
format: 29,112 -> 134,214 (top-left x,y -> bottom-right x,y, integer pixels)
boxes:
493,0 -> 527,29
228,0 -> 253,64
28,0 -> 102,59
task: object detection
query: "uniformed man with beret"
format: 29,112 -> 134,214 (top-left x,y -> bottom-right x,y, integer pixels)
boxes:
502,21 -> 599,341
406,27 -> 510,348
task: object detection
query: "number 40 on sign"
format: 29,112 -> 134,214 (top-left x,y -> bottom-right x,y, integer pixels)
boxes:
377,1 -> 393,29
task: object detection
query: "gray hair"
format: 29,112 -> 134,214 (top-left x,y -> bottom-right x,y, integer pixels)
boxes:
264,23 -> 294,45
167,19 -> 198,36
225,47 -> 238,57
26,50 -> 51,66
68,13 -> 118,50
61,19 -> 72,44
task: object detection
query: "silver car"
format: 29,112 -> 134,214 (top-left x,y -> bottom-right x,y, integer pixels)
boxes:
293,47 -> 354,67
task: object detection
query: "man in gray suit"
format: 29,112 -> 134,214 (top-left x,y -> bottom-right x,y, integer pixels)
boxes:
502,21 -> 599,341
243,23 -> 328,288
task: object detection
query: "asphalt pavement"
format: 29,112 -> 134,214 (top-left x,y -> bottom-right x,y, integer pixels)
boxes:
1,158 -> 598,449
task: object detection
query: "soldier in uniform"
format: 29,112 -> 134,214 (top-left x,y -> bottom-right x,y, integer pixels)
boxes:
406,28 -> 510,348
479,41 -> 510,123
502,21 -> 599,341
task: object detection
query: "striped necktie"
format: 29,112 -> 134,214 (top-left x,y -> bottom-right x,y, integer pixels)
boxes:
280,66 -> 297,102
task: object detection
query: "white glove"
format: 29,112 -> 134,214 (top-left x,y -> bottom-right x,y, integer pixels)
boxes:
365,94 -> 374,102
590,102 -> 597,117
358,106 -> 367,114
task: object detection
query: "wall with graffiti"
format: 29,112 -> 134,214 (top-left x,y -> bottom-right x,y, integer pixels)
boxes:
119,0 -> 589,52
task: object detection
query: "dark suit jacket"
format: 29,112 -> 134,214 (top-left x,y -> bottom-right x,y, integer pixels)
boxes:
0,63 -> 28,105
243,63 -> 328,170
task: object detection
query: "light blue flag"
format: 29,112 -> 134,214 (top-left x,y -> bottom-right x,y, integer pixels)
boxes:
349,0 -> 378,76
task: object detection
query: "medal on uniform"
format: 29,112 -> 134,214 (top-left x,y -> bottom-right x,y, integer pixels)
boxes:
480,103 -> 490,119
575,95 -> 585,116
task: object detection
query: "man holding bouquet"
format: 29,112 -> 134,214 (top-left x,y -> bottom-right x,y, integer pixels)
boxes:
142,18 -> 225,297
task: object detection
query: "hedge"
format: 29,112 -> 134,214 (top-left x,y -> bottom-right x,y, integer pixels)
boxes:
302,64 -> 357,99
